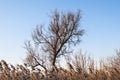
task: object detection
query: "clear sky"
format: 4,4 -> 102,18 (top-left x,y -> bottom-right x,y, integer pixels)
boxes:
0,0 -> 120,64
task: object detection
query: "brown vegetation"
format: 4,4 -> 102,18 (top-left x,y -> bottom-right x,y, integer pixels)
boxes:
0,51 -> 120,80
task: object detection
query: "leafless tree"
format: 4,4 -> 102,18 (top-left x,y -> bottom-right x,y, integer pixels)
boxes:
25,10 -> 84,71
24,41 -> 47,72
109,49 -> 120,69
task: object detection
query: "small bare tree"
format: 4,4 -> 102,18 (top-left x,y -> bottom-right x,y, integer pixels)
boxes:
109,49 -> 120,69
25,10 -> 84,71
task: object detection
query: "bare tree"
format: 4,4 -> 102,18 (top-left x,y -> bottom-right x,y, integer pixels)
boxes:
25,10 -> 84,71
24,41 -> 47,72
109,49 -> 120,69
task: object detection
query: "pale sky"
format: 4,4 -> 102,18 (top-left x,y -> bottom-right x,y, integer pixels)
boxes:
0,0 -> 120,64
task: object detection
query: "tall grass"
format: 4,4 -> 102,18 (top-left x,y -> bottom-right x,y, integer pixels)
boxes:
0,51 -> 120,80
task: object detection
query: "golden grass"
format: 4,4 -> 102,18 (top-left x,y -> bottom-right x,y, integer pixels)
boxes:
0,51 -> 120,80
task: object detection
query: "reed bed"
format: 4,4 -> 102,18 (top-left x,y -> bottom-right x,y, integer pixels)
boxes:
0,52 -> 120,80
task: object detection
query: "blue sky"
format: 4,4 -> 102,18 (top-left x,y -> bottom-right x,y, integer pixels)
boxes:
0,0 -> 120,64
